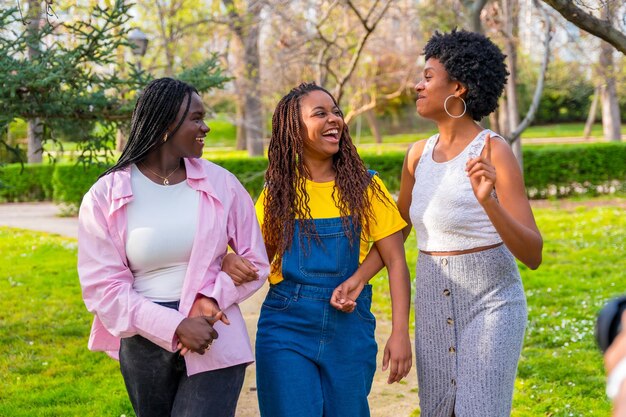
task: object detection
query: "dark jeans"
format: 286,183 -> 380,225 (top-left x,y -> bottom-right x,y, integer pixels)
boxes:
119,301 -> 246,417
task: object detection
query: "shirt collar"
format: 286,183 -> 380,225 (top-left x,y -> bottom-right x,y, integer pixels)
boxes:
184,158 -> 218,196
108,158 -> 218,203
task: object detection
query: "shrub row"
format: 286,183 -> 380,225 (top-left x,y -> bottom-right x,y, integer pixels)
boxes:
1,143 -> 625,213
0,164 -> 55,202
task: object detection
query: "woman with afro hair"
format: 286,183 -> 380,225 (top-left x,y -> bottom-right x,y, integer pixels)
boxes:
396,30 -> 543,416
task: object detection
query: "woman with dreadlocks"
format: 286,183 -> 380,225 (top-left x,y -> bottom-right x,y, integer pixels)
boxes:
252,82 -> 411,417
77,77 -> 269,417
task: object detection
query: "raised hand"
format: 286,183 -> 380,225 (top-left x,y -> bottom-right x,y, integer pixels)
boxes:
465,133 -> 497,205
330,274 -> 366,313
222,253 -> 259,286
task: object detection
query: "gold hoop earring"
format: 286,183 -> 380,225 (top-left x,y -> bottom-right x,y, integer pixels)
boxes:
163,133 -> 169,143
444,95 -> 467,118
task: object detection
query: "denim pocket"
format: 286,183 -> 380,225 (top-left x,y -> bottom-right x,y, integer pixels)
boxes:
298,230 -> 350,278
354,295 -> 376,323
261,288 -> 292,311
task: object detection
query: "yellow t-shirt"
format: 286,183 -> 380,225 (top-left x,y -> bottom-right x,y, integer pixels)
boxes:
255,175 -> 407,284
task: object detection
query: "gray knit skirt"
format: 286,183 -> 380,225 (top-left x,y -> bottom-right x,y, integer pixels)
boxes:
414,244 -> 527,417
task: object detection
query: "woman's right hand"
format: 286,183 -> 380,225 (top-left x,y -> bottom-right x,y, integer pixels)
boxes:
222,253 -> 259,286
330,274 -> 366,313
175,316 -> 219,355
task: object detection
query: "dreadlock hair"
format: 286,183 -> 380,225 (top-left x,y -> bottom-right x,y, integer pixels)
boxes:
100,77 -> 198,177
263,82 -> 390,270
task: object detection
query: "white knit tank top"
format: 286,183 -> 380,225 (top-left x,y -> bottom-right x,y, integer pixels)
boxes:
409,129 -> 502,251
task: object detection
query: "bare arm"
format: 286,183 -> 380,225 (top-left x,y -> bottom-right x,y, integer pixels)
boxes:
330,140 -> 426,311
465,135 -> 543,269
397,141 -> 425,241
375,231 -> 412,383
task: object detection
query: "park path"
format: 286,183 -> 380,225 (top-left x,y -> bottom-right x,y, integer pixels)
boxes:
0,202 -> 420,417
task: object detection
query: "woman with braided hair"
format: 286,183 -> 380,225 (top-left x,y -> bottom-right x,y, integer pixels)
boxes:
77,77 -> 269,417
252,82 -> 411,417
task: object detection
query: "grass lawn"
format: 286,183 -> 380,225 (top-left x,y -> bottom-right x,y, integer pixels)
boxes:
1,199 -> 624,416
370,201 -> 624,416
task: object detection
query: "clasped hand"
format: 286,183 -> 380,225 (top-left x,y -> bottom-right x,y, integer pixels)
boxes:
330,275 -> 412,384
330,274 -> 365,313
176,296 -> 229,356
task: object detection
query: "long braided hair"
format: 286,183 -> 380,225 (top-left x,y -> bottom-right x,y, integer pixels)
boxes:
100,77 -> 198,177
263,82 -> 389,268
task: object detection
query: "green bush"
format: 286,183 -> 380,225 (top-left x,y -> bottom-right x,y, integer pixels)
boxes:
362,152 -> 405,192
211,157 -> 268,198
51,164 -> 107,212
0,164 -> 54,202
524,143 -> 626,198
1,143 -> 625,209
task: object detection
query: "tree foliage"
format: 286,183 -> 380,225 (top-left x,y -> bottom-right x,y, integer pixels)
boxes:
0,1 -> 229,165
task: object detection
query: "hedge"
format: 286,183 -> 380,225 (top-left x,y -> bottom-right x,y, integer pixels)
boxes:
0,163 -> 54,202
523,142 -> 626,198
1,143 -> 625,214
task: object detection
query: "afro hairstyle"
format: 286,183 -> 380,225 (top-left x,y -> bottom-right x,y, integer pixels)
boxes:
424,29 -> 508,121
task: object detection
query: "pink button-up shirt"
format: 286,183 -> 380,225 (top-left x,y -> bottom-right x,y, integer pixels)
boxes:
77,158 -> 269,376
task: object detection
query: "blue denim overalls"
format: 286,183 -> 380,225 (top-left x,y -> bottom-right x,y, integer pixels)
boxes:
256,217 -> 378,417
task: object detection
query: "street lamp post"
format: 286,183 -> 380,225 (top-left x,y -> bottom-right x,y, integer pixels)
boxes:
127,28 -> 148,70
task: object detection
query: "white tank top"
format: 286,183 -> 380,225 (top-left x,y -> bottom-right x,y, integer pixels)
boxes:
126,164 -> 199,302
409,129 -> 503,251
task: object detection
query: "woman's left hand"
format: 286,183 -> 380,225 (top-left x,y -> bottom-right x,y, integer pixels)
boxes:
222,253 -> 259,286
466,133 -> 497,205
382,330 -> 412,384
178,296 -> 229,355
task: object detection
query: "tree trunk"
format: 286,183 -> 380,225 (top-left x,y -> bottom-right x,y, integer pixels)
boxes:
27,0 -> 43,163
228,35 -> 247,151
364,109 -> 382,144
583,85 -> 600,139
235,101 -> 246,150
115,129 -> 126,152
600,81 -> 622,142
597,2 -> 622,142
462,0 -> 489,32
599,44 -> 622,142
243,1 -> 264,156
497,100 -> 508,137
503,0 -> 523,170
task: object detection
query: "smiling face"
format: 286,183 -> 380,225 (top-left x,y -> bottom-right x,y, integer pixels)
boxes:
167,92 -> 209,159
415,58 -> 464,121
299,89 -> 344,161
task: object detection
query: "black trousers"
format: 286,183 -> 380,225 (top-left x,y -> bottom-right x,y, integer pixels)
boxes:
118,302 -> 246,417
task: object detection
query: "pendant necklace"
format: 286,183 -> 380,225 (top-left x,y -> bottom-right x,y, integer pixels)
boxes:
140,161 -> 180,185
